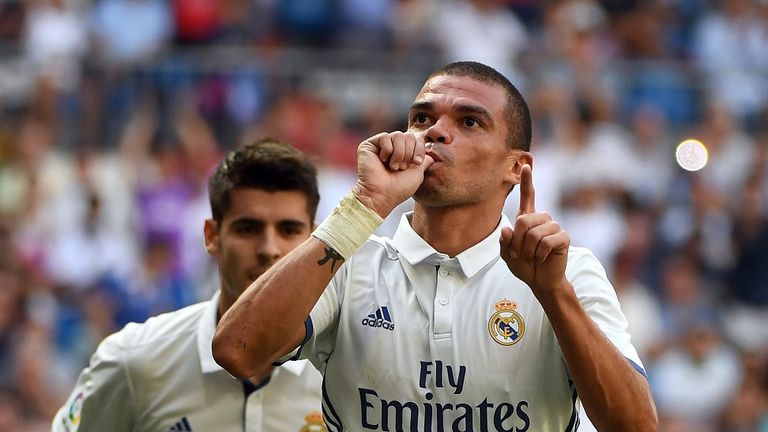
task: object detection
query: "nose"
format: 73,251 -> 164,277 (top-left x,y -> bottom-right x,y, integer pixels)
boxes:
257,228 -> 281,262
423,117 -> 451,145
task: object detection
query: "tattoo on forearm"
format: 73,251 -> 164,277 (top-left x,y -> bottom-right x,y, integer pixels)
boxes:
317,247 -> 344,272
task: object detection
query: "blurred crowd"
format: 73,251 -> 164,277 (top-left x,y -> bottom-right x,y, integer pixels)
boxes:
0,0 -> 767,430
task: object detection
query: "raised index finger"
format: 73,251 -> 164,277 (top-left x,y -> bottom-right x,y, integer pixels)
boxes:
518,164 -> 535,215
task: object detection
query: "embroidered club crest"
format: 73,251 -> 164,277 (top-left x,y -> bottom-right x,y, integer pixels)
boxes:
488,299 -> 525,346
299,410 -> 328,432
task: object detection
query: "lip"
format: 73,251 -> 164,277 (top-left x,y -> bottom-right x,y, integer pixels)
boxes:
425,149 -> 442,163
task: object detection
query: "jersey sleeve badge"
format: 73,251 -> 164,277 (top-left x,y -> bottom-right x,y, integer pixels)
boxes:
60,391 -> 84,431
488,299 -> 526,346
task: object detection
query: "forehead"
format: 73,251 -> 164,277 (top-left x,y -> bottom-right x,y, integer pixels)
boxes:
224,188 -> 311,223
414,75 -> 507,115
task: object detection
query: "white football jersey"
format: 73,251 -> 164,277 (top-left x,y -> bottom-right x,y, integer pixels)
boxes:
300,213 -> 643,431
53,292 -> 325,432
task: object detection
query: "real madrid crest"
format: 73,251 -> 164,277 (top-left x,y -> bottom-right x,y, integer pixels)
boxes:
299,411 -> 328,432
488,299 -> 525,346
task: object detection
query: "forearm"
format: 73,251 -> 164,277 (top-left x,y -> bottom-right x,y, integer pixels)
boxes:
213,237 -> 342,378
538,284 -> 658,431
213,133 -> 426,377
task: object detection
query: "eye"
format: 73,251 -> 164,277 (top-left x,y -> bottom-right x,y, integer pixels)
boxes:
463,118 -> 479,127
279,223 -> 306,237
231,221 -> 263,236
280,226 -> 301,236
413,113 -> 428,124
235,225 -> 255,235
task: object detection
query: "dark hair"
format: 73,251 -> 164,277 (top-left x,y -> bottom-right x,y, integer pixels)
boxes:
428,61 -> 532,151
208,138 -> 320,224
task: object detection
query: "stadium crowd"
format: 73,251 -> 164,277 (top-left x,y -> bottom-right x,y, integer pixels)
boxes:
0,0 -> 766,430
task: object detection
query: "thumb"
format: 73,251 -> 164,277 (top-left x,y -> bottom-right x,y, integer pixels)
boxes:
499,226 -> 514,259
421,154 -> 435,170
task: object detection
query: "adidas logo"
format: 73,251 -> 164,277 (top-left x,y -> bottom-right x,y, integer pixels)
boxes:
361,306 -> 395,331
169,417 -> 192,431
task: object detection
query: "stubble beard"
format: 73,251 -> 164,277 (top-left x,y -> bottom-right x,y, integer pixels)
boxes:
414,179 -> 474,208
415,171 -> 498,209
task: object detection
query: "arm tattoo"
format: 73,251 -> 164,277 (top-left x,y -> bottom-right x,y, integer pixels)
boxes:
317,247 -> 344,272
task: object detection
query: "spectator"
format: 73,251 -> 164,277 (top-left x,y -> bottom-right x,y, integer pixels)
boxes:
23,0 -> 87,96
88,0 -> 172,68
651,318 -> 742,430
692,0 -> 768,126
435,0 -> 530,88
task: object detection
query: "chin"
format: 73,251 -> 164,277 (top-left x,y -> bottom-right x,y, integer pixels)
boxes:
413,185 -> 435,204
414,188 -> 452,208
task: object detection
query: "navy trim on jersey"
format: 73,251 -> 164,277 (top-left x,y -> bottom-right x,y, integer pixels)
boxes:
562,359 -> 643,431
322,377 -> 343,431
565,380 -> 580,432
627,357 -> 647,379
242,373 -> 271,397
293,317 -> 314,361
271,317 -> 314,366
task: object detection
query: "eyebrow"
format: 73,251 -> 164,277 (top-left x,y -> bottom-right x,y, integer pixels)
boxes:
409,101 -> 434,115
409,101 -> 495,126
454,104 -> 494,126
230,217 -> 309,227
229,217 -> 263,227
277,219 -> 309,228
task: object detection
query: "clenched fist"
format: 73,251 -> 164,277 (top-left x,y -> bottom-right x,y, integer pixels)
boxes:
352,131 -> 434,218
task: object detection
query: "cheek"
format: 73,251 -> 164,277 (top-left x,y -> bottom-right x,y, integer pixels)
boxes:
219,241 -> 251,271
471,153 -> 507,176
452,156 -> 489,181
218,248 -> 240,283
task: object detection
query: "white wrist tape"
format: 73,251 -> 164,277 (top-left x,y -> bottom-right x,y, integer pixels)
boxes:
312,191 -> 384,260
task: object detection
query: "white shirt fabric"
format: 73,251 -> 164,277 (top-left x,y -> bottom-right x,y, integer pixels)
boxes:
53,292 -> 324,432
300,213 -> 643,431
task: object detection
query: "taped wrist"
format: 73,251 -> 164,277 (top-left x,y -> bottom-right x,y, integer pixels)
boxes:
312,191 -> 384,260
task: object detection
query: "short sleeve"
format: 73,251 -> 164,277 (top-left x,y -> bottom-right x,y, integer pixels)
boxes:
566,247 -> 646,376
51,332 -> 136,432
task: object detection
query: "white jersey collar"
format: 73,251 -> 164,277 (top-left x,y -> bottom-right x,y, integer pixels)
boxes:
392,212 -> 511,278
197,290 -> 307,376
197,290 -> 224,374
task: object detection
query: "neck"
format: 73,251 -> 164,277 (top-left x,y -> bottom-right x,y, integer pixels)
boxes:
411,200 -> 504,257
217,281 -> 232,324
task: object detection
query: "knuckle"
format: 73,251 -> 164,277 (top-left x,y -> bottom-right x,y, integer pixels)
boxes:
514,215 -> 531,229
535,247 -> 549,261
528,227 -> 543,242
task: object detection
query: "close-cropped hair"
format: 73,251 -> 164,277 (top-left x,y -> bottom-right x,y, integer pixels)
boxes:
429,61 -> 532,151
208,138 -> 320,224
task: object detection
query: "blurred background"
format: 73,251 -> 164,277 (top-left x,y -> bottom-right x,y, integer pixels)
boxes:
0,0 -> 766,430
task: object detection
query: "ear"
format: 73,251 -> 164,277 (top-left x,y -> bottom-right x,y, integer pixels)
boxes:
504,151 -> 533,186
203,219 -> 219,257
